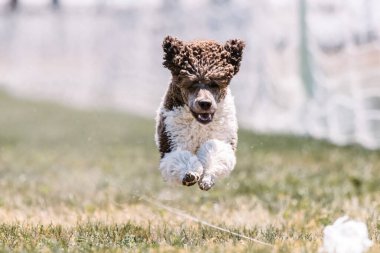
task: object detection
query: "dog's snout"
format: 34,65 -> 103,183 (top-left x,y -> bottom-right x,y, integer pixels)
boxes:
198,100 -> 212,110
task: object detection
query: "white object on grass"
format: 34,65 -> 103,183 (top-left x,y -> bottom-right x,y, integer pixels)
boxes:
320,216 -> 373,253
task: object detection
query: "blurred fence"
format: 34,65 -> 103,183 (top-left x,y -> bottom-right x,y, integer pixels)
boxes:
0,0 -> 379,149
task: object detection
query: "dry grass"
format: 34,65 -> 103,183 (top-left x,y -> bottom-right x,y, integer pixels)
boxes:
0,90 -> 379,252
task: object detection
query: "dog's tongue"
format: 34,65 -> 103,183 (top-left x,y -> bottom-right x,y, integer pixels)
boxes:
198,113 -> 211,121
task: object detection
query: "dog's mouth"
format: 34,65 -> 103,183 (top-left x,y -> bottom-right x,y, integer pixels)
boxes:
191,111 -> 215,125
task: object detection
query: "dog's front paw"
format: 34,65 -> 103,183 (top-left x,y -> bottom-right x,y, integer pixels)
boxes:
198,175 -> 215,191
182,172 -> 200,186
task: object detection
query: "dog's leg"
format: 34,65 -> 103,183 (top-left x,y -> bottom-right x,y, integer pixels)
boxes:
196,139 -> 236,191
159,150 -> 204,186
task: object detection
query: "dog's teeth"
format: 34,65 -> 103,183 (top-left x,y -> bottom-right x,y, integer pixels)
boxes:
198,114 -> 209,121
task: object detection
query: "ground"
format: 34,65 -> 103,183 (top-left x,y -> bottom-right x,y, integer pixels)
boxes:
0,90 -> 378,252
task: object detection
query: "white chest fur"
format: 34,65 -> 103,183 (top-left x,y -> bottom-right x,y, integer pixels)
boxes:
156,89 -> 238,154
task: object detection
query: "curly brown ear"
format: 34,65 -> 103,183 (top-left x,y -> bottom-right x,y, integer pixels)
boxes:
162,36 -> 183,73
224,39 -> 245,75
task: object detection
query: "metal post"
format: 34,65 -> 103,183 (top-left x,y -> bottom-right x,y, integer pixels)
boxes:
10,0 -> 18,11
52,0 -> 60,9
299,0 -> 314,97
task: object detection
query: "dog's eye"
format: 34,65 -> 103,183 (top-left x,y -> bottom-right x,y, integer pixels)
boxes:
187,83 -> 198,91
209,82 -> 219,89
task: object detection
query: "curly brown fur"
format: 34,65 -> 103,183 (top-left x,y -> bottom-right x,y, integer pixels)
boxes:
156,115 -> 171,158
162,36 -> 245,81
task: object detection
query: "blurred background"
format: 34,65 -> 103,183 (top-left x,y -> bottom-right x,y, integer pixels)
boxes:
0,0 -> 379,149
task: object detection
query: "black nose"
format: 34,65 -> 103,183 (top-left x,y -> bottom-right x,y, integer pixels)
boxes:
198,100 -> 212,110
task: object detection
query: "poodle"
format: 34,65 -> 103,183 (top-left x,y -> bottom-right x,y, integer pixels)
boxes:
155,36 -> 245,191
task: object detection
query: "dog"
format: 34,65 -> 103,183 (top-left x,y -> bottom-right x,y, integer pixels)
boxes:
155,36 -> 245,191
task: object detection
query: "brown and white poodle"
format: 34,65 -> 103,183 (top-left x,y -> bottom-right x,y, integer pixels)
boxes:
155,36 -> 245,191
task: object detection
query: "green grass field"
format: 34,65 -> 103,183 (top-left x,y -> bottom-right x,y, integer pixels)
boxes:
0,90 -> 379,252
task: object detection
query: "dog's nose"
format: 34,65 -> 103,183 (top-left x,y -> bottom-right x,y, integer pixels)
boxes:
198,100 -> 212,110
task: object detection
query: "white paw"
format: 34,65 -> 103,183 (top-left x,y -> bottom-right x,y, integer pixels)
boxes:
182,171 -> 201,186
198,174 -> 215,191
159,150 -> 204,184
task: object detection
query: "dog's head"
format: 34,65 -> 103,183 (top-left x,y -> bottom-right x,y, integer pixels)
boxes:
162,36 -> 245,124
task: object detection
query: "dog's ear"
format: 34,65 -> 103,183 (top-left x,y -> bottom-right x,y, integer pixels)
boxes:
224,39 -> 245,75
162,36 -> 184,73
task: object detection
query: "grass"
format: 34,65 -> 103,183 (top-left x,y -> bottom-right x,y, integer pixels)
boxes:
0,90 -> 379,252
